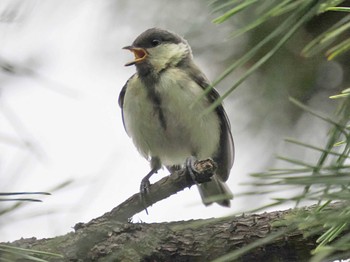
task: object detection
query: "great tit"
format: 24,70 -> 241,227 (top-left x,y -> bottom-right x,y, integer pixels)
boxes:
119,28 -> 234,207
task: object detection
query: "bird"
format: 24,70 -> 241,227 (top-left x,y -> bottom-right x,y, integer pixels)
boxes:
118,28 -> 234,207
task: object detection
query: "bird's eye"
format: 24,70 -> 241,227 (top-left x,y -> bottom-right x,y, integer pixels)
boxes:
151,39 -> 161,47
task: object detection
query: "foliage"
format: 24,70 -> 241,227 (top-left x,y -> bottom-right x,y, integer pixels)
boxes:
210,0 -> 350,261
0,244 -> 63,262
0,188 -> 71,260
0,192 -> 50,203
204,0 -> 349,111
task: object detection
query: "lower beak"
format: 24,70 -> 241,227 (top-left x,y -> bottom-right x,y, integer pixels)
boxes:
123,46 -> 148,66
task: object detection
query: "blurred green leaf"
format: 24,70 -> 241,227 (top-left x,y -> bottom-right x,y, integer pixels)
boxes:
326,6 -> 350,12
302,15 -> 350,57
326,37 -> 350,60
318,0 -> 345,13
330,87 -> 350,99
0,244 -> 63,262
212,0 -> 259,24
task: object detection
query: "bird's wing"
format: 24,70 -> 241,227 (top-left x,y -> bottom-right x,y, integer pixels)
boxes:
118,77 -> 132,134
187,62 -> 234,182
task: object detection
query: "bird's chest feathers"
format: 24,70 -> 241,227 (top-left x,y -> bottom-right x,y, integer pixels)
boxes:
123,69 -> 220,162
125,69 -> 202,131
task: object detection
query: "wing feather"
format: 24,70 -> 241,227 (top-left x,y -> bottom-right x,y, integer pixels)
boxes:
185,61 -> 234,181
118,78 -> 130,134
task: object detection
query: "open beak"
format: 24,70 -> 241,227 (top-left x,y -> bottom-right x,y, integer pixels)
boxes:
123,46 -> 148,66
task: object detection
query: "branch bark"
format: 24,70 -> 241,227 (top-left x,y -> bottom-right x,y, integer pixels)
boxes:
2,162 -> 346,261
6,207 -> 323,261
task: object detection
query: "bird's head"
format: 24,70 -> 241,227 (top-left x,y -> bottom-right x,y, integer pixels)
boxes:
123,28 -> 192,74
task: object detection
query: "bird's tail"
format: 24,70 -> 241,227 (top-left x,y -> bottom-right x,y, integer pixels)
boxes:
197,175 -> 233,207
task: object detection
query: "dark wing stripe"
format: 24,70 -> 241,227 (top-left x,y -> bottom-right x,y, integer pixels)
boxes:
186,61 -> 234,182
118,83 -> 127,108
118,79 -> 129,134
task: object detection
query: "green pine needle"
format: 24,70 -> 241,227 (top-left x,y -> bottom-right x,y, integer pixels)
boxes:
212,0 -> 259,24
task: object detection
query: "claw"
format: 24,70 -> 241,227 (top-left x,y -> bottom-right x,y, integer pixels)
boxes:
140,177 -> 151,214
140,177 -> 151,195
140,176 -> 151,215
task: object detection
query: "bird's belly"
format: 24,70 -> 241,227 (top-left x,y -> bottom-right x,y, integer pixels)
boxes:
123,72 -> 220,166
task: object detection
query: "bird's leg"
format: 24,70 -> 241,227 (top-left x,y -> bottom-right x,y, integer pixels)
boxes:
140,157 -> 161,214
139,168 -> 157,215
140,168 -> 157,195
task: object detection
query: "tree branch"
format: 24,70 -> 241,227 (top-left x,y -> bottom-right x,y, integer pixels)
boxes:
2,161 -> 348,261
6,205 -> 338,261
82,158 -> 216,226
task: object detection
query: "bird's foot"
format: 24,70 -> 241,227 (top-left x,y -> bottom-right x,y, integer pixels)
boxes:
140,176 -> 151,196
139,169 -> 157,215
140,177 -> 151,215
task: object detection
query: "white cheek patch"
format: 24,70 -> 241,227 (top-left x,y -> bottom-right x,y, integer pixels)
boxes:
148,43 -> 190,71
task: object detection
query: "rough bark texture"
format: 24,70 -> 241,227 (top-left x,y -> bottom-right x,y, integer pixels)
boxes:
5,208 -> 321,262
1,161 -> 343,261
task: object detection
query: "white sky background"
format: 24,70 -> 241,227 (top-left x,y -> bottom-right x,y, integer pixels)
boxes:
0,0 -> 333,242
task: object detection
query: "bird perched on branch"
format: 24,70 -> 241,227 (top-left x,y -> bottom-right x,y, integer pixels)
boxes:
119,28 -> 234,207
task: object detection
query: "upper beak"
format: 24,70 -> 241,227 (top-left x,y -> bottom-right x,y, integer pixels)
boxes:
123,46 -> 148,66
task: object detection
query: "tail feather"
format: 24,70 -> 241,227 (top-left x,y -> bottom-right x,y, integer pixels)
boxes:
197,174 -> 233,207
